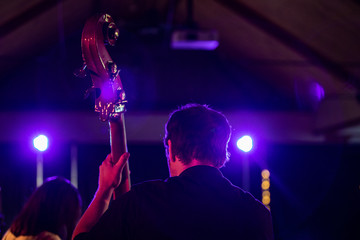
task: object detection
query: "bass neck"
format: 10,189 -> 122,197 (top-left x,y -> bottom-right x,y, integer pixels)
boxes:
109,113 -> 131,199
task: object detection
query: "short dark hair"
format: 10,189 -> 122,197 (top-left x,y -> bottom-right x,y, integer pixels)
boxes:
10,177 -> 82,240
164,103 -> 231,168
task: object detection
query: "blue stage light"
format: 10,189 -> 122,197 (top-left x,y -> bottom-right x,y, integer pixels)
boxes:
236,135 -> 253,152
33,135 -> 48,152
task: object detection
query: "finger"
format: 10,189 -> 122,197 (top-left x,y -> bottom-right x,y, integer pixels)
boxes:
101,154 -> 113,166
114,152 -> 130,169
105,154 -> 113,163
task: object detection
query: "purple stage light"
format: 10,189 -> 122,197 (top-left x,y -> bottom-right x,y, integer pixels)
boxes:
310,81 -> 325,102
236,135 -> 253,152
33,135 -> 48,152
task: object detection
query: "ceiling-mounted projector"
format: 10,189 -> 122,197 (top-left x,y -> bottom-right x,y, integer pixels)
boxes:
171,29 -> 219,50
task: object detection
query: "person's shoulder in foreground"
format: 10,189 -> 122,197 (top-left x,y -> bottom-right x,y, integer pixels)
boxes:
128,165 -> 273,240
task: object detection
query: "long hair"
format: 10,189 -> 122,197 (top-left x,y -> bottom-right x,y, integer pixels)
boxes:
164,103 -> 231,168
10,177 -> 82,240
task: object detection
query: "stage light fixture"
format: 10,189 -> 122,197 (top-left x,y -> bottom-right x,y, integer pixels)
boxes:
236,135 -> 253,152
33,135 -> 48,152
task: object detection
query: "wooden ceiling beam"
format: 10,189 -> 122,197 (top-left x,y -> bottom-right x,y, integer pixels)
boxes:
215,0 -> 360,90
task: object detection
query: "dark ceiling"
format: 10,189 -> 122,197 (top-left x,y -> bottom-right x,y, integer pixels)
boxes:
1,0 -> 360,142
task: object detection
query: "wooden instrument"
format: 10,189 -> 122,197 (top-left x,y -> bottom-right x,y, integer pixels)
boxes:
80,14 -> 130,199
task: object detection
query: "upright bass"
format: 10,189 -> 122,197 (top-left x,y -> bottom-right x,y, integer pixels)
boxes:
79,14 -> 130,198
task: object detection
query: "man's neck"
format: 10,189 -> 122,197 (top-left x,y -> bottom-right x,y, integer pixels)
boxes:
170,158 -> 214,177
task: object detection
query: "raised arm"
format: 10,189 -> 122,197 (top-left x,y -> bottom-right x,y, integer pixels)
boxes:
72,152 -> 130,239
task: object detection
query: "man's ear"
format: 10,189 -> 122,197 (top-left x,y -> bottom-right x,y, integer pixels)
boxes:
167,140 -> 176,162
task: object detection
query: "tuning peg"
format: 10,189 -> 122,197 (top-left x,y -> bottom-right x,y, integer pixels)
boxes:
74,64 -> 88,78
104,22 -> 119,46
107,61 -> 120,80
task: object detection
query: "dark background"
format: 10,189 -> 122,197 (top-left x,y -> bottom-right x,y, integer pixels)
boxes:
1,0 -> 360,239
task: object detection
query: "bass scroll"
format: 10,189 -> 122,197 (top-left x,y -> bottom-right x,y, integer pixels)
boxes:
79,14 -> 130,199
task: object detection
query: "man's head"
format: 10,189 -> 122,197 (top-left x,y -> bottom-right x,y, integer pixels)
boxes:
164,103 -> 231,172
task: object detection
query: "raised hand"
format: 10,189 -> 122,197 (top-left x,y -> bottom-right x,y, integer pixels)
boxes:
99,152 -> 130,192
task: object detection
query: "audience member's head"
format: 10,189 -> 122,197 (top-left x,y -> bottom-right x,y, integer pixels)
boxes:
9,177 -> 82,240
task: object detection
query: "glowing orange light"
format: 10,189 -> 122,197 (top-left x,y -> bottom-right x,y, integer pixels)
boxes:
261,180 -> 270,190
262,195 -> 270,205
261,169 -> 270,179
262,190 -> 270,198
